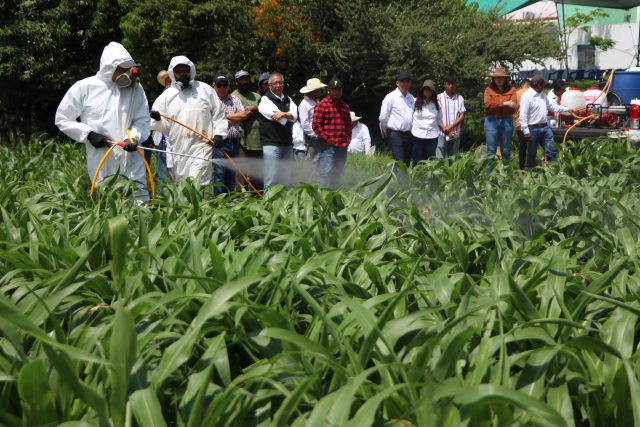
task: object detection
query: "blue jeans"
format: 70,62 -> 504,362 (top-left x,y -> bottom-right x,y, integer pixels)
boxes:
156,136 -> 169,181
436,135 -> 461,159
262,144 -> 293,191
526,127 -> 557,169
412,136 -> 438,164
293,149 -> 307,161
317,142 -> 348,189
484,116 -> 514,174
388,130 -> 412,166
212,138 -> 240,195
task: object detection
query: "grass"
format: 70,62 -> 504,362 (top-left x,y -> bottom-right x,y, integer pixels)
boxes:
1,138 -> 640,426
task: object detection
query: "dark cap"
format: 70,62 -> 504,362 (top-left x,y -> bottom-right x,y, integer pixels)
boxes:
396,71 -> 412,81
213,75 -> 228,85
531,74 -> 545,85
258,72 -> 270,85
327,78 -> 342,89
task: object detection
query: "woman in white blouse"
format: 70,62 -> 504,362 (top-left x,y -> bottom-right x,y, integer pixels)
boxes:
411,79 -> 441,164
347,112 -> 374,155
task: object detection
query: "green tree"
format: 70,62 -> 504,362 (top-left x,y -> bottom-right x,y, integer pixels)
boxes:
120,0 -> 258,103
0,0 -> 123,144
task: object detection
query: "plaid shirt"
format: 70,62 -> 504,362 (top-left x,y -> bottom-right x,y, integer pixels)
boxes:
312,96 -> 352,148
220,94 -> 244,139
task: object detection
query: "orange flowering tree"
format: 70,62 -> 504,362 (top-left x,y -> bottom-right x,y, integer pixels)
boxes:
251,0 -> 319,78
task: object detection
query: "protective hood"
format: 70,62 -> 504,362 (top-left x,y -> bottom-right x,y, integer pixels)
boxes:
97,42 -> 137,83
168,56 -> 196,87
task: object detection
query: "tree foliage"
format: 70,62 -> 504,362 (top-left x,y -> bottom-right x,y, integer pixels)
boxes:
0,0 -> 122,143
1,0 -> 560,144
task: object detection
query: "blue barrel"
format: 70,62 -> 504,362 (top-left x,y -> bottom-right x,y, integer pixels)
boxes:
609,71 -> 640,105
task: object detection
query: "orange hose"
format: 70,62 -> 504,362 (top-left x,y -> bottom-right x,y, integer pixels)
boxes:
562,69 -> 616,144
563,114 -> 596,145
159,113 -> 262,198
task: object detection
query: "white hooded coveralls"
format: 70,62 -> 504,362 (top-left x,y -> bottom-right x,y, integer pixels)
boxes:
55,42 -> 151,189
151,56 -> 227,185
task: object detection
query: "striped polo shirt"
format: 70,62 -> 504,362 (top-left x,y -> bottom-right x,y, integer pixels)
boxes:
437,91 -> 466,137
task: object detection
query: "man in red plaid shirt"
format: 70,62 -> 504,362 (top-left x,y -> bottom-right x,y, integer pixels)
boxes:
312,78 -> 352,189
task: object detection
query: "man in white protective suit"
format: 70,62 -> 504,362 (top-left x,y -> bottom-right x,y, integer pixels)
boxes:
55,41 -> 151,197
150,56 -> 228,185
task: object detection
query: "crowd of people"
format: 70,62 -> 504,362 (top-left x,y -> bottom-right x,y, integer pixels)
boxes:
55,42 -> 577,200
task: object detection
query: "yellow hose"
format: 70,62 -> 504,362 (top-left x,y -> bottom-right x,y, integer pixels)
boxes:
126,129 -> 155,199
90,145 -> 116,197
89,129 -> 156,199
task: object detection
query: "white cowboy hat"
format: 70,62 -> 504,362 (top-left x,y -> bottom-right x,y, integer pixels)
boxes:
300,78 -> 327,94
350,111 -> 361,122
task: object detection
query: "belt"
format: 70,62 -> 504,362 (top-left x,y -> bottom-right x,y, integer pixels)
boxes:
294,148 -> 306,153
529,123 -> 548,129
388,129 -> 411,135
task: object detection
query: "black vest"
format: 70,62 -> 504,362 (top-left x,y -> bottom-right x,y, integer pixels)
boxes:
259,91 -> 293,146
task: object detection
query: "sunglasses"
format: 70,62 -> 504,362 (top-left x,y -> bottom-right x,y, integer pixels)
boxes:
215,82 -> 228,88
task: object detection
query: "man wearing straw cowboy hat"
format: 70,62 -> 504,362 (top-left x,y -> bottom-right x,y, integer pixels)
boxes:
298,77 -> 327,172
151,69 -> 173,181
55,41 -> 151,198
348,112 -> 374,155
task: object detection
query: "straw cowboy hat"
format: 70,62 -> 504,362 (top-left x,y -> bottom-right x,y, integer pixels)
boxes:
156,70 -> 170,86
300,78 -> 327,94
350,111 -> 361,122
490,67 -> 510,77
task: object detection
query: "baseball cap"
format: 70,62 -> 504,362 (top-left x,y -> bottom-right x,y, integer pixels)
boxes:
213,75 -> 228,85
235,70 -> 250,79
396,71 -> 412,81
327,78 -> 343,89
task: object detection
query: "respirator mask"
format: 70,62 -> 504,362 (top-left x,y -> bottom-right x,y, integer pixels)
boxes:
115,70 -> 132,89
175,73 -> 191,90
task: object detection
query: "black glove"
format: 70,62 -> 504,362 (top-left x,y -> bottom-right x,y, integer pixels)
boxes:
150,110 -> 161,121
87,131 -> 109,148
122,141 -> 138,152
212,135 -> 223,148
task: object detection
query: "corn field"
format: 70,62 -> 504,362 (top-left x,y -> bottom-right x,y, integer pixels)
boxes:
1,140 -> 640,426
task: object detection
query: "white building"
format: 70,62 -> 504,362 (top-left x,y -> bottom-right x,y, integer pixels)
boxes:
507,1 -> 640,71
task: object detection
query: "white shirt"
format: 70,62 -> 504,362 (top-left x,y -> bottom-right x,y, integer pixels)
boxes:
520,87 -> 569,135
379,88 -> 414,132
437,91 -> 466,136
292,121 -> 305,151
348,122 -> 373,155
411,101 -> 441,139
298,96 -> 317,139
258,92 -> 298,125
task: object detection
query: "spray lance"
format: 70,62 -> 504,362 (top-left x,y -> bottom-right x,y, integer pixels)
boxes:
149,111 -> 263,198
